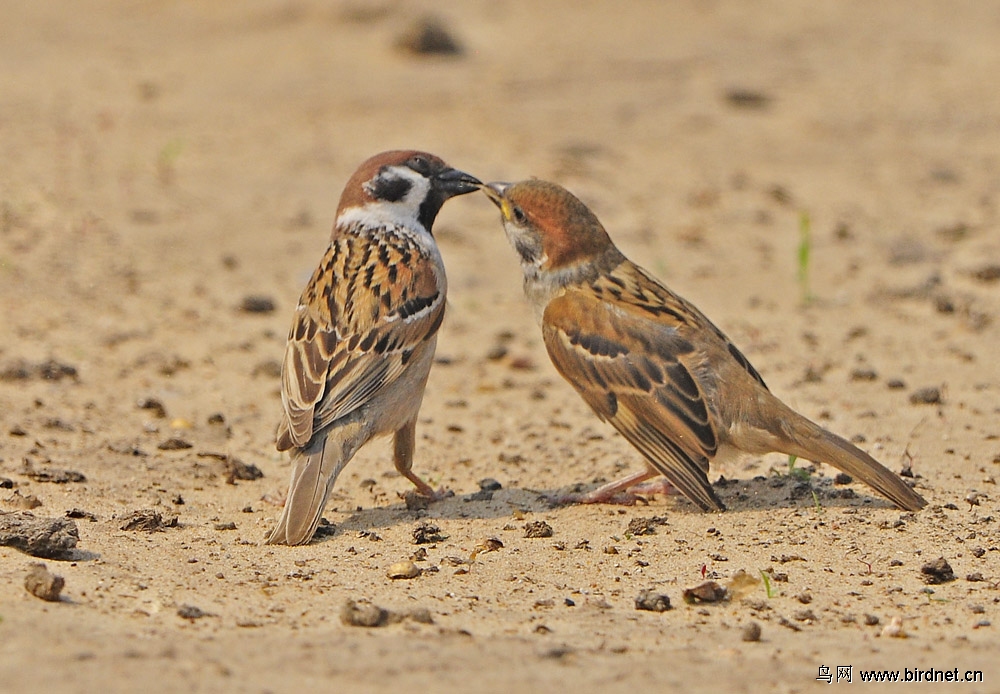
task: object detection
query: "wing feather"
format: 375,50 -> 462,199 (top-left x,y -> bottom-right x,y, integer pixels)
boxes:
542,288 -> 725,511
277,229 -> 444,451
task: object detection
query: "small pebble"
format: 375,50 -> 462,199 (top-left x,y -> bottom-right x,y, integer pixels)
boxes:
741,622 -> 762,642
396,15 -> 463,56
478,478 -> 502,492
881,616 -> 906,638
909,386 -> 942,405
24,563 -> 64,602
850,368 -> 878,381
387,560 -> 421,580
239,295 -> 276,314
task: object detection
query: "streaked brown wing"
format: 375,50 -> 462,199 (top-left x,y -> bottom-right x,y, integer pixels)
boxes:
277,232 -> 445,450
542,288 -> 725,511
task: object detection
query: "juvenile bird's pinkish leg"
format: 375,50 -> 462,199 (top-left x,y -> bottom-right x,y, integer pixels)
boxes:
553,468 -> 679,506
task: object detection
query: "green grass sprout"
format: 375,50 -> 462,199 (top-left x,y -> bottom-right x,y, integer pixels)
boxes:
797,211 -> 814,304
760,570 -> 774,598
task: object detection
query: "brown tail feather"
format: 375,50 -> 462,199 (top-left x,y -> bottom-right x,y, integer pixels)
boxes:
777,412 -> 926,511
265,424 -> 361,545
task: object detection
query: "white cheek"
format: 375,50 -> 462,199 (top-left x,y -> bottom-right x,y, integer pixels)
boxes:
400,173 -> 431,207
340,168 -> 435,235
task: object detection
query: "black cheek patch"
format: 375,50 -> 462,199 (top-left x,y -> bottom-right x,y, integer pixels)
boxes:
368,175 -> 412,203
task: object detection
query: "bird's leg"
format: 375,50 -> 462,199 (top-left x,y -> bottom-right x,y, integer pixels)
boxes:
393,419 -> 450,500
553,468 -> 677,506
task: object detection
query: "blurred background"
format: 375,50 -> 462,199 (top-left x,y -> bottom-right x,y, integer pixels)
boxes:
2,6 -> 999,689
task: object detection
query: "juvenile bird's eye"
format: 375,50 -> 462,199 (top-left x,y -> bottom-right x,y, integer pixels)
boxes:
512,206 -> 527,224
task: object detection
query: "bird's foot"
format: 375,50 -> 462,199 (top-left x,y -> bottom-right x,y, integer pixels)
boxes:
548,489 -> 650,507
400,482 -> 454,510
547,472 -> 678,507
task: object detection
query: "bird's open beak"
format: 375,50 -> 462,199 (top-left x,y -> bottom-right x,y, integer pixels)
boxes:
481,181 -> 510,208
481,181 -> 515,220
436,167 -> 483,197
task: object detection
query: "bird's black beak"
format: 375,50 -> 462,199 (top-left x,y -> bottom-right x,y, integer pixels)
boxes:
435,167 -> 482,197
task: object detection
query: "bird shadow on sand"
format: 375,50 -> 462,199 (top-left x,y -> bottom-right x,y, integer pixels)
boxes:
302,473 -> 916,544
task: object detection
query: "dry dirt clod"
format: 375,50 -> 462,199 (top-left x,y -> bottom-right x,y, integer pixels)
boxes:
634,590 -> 671,612
474,537 -> 504,555
970,264 -> 1000,283
65,508 -> 97,521
523,520 -> 553,538
777,616 -> 802,632
396,15 -> 463,56
478,478 -> 502,492
197,453 -> 264,484
793,609 -> 818,623
5,490 -> 42,510
683,581 -> 728,604
920,557 -> 956,584
408,608 -> 434,624
464,489 -> 494,502
402,489 -> 430,511
24,563 -> 65,602
23,467 -> 87,484
412,521 -> 446,544
850,368 -> 878,381
340,600 -> 389,627
119,509 -> 178,532
137,397 -> 167,418
157,437 -> 193,451
0,512 -> 79,558
0,359 -> 78,382
724,87 -> 772,109
177,604 -> 211,621
626,516 -> 667,536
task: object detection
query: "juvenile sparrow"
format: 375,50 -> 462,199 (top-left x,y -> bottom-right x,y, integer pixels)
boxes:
483,179 -> 926,512
265,151 -> 480,545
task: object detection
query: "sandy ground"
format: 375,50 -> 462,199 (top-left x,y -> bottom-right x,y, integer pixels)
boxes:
2,1 -> 1000,692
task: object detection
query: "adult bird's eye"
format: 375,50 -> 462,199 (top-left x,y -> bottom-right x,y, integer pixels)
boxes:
408,155 -> 431,174
512,206 -> 527,224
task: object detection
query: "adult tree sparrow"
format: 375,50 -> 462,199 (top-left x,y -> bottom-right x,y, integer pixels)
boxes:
482,179 -> 926,512
266,151 -> 480,545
